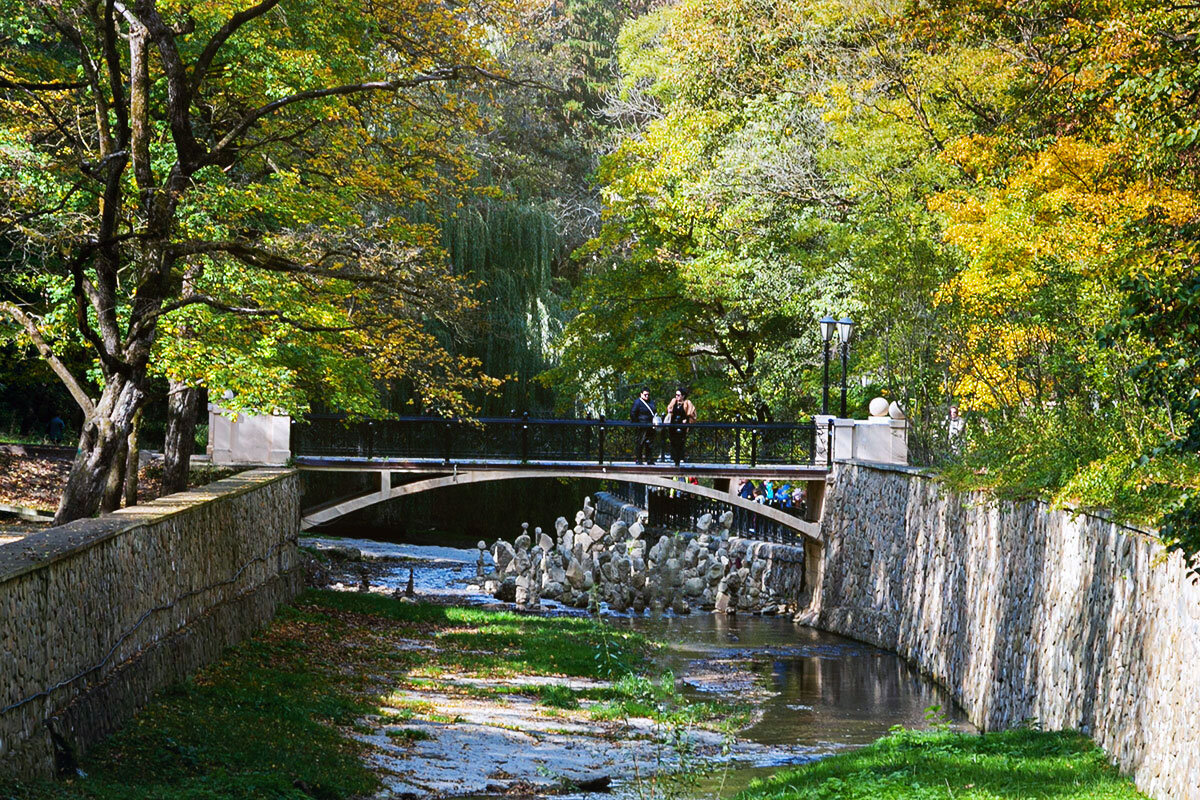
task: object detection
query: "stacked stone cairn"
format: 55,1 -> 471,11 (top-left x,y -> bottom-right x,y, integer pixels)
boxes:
477,496 -> 804,615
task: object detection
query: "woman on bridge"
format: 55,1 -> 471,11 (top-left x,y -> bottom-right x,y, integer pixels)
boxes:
664,388 -> 696,465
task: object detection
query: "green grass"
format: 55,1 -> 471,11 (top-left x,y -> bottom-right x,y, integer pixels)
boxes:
738,728 -> 1148,800
0,600 -> 382,800
0,591 -> 662,800
304,589 -> 647,678
538,683 -> 581,709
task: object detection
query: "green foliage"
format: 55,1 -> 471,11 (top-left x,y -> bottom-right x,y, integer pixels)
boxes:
1106,263 -> 1200,562
0,0 -> 510,502
438,199 -> 569,413
542,0 -> 1200,554
738,729 -> 1147,800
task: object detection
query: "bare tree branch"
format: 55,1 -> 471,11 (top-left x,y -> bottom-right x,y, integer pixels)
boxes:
0,302 -> 96,419
209,65 -> 513,160
157,293 -> 358,332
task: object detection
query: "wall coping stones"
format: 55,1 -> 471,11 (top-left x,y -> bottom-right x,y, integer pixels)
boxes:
0,468 -> 294,585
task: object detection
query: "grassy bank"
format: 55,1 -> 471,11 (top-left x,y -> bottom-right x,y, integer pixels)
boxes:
738,727 -> 1147,800
0,591 -> 730,800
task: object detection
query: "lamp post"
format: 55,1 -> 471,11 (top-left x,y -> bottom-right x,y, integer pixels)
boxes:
820,315 -> 836,414
837,316 -> 854,417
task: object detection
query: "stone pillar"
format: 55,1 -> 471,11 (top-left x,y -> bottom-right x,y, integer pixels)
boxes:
207,405 -> 291,465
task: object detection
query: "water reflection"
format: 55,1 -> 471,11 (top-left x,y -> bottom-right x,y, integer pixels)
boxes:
619,613 -> 968,748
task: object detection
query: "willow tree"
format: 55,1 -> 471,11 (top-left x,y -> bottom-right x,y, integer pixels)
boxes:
441,200 -> 567,413
0,0 -> 510,522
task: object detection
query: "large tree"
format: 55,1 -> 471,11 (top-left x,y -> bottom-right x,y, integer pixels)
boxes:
0,0 -> 508,522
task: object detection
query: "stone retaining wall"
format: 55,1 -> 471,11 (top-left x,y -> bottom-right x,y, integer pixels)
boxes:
816,461 -> 1200,800
0,469 -> 301,779
593,491 -> 644,530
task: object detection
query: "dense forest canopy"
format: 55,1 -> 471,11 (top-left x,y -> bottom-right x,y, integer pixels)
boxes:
550,0 -> 1199,555
2,0 -> 1198,558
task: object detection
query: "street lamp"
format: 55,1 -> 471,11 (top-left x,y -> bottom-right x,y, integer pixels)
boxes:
838,317 -> 855,417
820,315 -> 837,414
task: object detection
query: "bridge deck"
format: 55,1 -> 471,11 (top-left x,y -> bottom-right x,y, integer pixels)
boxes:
297,457 -> 827,541
295,455 -> 829,480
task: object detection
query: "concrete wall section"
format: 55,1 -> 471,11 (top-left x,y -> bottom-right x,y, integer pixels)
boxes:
208,405 -> 291,465
0,469 -> 301,779
816,461 -> 1200,800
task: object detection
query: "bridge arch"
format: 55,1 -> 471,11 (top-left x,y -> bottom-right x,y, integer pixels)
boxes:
300,469 -> 821,541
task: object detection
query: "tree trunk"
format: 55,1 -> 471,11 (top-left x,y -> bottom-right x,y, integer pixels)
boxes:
161,381 -> 200,496
100,434 -> 128,514
54,376 -> 145,525
124,409 -> 142,508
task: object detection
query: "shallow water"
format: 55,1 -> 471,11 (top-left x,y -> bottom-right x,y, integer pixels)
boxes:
621,613 -> 967,750
307,538 -> 969,798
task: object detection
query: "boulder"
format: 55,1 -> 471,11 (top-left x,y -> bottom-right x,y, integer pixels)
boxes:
695,513 -> 714,534
538,531 -> 554,552
495,578 -> 517,603
610,520 -> 629,540
714,591 -> 732,613
492,541 -> 516,573
683,577 -> 706,597
566,558 -> 587,589
613,554 -> 632,582
319,544 -> 362,560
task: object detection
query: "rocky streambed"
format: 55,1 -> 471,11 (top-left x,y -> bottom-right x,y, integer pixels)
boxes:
303,532 -> 968,800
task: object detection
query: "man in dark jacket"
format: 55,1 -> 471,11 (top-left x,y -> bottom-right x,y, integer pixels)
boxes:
630,387 -> 657,464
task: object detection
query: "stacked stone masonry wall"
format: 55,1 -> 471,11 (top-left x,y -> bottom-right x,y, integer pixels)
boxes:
816,461 -> 1200,800
0,469 -> 301,780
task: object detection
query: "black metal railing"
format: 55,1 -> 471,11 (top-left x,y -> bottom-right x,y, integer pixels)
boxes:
293,414 -> 819,467
607,482 -> 807,546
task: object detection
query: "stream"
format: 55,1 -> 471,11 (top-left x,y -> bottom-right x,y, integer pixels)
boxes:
307,537 -> 970,799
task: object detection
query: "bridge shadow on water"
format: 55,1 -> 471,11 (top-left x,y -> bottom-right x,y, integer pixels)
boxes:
301,471 -> 607,545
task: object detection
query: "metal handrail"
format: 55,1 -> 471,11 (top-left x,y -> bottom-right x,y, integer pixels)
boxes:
292,414 -> 820,467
